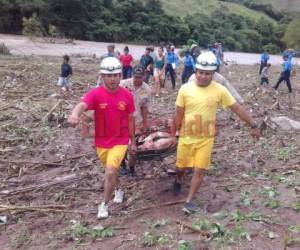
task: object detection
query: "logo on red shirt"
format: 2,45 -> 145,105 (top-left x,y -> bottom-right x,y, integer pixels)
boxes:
118,101 -> 126,111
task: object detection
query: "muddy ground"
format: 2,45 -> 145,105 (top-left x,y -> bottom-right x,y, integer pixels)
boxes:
0,53 -> 300,250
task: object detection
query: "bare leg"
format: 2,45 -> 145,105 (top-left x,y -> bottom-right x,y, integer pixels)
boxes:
154,75 -> 160,96
186,168 -> 205,202
104,167 -> 119,203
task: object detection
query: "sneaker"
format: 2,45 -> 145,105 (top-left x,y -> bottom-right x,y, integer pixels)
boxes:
119,166 -> 129,176
113,189 -> 124,203
61,86 -> 67,91
182,201 -> 198,214
97,202 -> 109,219
173,180 -> 182,196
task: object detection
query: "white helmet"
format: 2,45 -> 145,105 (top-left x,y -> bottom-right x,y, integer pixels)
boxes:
195,51 -> 217,71
99,57 -> 122,74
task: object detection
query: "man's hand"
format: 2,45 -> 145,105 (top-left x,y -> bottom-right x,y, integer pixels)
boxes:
251,127 -> 261,140
68,114 -> 80,127
68,102 -> 88,127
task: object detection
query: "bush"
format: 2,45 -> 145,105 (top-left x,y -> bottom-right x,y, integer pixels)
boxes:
0,42 -> 10,55
22,13 -> 44,37
263,44 -> 280,54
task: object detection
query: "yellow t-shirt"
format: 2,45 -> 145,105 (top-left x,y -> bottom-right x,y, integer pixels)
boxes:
176,80 -> 236,144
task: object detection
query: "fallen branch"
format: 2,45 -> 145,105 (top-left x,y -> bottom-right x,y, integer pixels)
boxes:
174,220 -> 210,237
0,205 -> 91,214
53,151 -> 95,163
0,138 -> 25,143
0,159 -> 66,167
0,173 -> 86,196
42,100 -> 62,123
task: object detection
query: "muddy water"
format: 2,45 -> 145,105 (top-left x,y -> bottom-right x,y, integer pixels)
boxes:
1,34 -> 299,65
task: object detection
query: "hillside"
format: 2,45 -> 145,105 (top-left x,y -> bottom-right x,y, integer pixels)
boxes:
256,0 -> 300,12
161,0 -> 277,24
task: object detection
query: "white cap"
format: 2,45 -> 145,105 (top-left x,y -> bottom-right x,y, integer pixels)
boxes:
195,51 -> 217,71
100,57 -> 122,74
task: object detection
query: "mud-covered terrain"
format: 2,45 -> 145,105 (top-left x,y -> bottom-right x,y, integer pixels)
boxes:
0,53 -> 299,250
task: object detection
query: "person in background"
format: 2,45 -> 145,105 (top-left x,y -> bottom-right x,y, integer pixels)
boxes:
120,46 -> 133,79
283,48 -> 298,62
140,47 -> 154,84
153,47 -> 165,97
259,50 -> 269,75
101,44 -> 119,60
165,45 -> 178,90
181,50 -> 195,84
119,65 -> 152,175
57,54 -> 72,91
190,44 -> 201,64
273,55 -> 293,93
260,63 -> 271,87
211,42 -> 224,72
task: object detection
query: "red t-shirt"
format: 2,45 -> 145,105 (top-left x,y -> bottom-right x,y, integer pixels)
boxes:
82,86 -> 135,148
120,54 -> 133,68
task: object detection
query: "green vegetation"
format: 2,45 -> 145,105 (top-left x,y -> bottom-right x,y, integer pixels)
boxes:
0,0 -> 298,52
283,17 -> 300,51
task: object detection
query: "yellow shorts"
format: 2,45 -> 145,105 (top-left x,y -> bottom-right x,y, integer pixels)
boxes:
176,139 -> 214,169
96,145 -> 128,168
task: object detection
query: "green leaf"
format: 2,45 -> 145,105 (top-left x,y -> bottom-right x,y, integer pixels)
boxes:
292,201 -> 300,213
264,199 -> 280,209
192,220 -> 209,230
231,210 -> 246,222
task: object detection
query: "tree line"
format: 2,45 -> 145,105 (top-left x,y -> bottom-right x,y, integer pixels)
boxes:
0,0 -> 299,53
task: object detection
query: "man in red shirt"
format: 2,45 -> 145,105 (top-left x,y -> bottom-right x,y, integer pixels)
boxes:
120,46 -> 133,79
68,57 -> 136,219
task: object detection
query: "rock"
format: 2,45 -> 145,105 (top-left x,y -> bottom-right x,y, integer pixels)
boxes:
270,116 -> 300,130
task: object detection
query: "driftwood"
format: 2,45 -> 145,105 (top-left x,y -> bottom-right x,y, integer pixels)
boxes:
42,100 -> 63,123
0,159 -> 66,167
0,173 -> 86,196
0,205 -> 91,215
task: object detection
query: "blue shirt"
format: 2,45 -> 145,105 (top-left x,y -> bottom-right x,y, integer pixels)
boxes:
165,52 -> 176,64
283,50 -> 298,63
282,60 -> 292,72
60,63 -> 72,77
184,55 -> 195,70
260,53 -> 269,63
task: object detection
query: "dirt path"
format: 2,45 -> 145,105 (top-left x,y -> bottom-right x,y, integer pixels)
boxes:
1,34 -> 299,65
0,53 -> 299,249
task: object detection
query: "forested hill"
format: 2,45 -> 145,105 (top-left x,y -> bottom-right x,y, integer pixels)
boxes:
0,0 -> 299,53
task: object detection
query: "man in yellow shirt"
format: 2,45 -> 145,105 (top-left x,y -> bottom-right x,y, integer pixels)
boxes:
174,51 -> 261,213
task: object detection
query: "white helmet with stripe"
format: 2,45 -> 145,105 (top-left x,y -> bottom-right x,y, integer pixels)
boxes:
100,57 -> 122,74
195,51 -> 217,71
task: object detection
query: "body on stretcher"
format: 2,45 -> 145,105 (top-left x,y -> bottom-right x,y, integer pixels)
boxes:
80,112 -> 178,161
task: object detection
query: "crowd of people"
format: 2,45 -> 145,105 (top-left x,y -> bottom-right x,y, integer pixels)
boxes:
64,41 -> 265,219
55,40 -> 298,219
